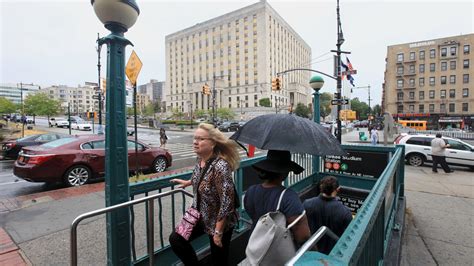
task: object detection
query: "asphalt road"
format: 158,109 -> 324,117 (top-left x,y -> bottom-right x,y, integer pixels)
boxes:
0,120 -> 258,199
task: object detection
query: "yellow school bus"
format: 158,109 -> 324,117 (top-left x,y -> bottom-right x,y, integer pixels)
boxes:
398,120 -> 427,130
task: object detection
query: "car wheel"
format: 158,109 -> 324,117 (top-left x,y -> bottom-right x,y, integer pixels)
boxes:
64,165 -> 91,186
407,154 -> 424,167
152,156 -> 167,173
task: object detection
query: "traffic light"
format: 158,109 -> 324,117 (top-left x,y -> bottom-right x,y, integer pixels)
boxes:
271,77 -> 281,91
202,83 -> 211,95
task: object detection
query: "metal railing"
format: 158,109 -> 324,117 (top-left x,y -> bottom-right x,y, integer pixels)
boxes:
70,189 -> 193,266
285,226 -> 339,266
408,129 -> 474,140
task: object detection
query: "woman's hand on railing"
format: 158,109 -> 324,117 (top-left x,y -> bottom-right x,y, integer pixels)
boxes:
170,179 -> 191,188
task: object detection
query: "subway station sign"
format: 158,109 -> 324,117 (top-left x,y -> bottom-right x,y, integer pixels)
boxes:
324,150 -> 389,178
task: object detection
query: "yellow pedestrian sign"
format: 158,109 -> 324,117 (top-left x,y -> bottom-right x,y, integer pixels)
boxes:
125,50 -> 143,86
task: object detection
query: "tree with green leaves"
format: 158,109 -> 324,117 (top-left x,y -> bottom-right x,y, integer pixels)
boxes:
23,93 -> 61,122
143,103 -> 155,117
294,103 -> 311,118
0,97 -> 17,115
350,97 -> 370,120
195,109 -> 207,119
217,108 -> 235,121
171,107 -> 184,120
319,92 -> 333,118
372,104 -> 382,116
259,98 -> 271,107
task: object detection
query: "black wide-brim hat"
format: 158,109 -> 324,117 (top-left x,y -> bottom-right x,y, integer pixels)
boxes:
252,150 -> 304,175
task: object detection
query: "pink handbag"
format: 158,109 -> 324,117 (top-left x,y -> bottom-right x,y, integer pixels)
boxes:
175,207 -> 200,240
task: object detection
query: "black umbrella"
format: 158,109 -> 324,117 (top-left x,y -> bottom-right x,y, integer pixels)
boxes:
230,114 -> 346,156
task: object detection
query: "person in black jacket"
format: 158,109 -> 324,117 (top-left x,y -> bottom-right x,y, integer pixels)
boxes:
303,176 -> 352,254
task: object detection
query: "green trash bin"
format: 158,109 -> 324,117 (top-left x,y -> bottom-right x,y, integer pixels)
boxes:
359,131 -> 367,141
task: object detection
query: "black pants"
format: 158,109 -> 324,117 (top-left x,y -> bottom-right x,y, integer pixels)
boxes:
169,222 -> 233,266
432,155 -> 451,173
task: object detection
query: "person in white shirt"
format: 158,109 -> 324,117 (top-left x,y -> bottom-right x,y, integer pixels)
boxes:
431,133 -> 453,173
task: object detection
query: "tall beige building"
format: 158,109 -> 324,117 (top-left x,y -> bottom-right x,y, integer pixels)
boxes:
383,34 -> 474,129
165,0 -> 311,117
43,83 -> 99,115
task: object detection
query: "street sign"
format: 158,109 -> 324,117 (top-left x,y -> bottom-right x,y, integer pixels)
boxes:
341,70 -> 357,75
331,99 -> 350,105
125,50 -> 143,86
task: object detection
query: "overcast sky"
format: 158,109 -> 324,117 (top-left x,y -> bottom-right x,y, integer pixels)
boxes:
1,0 -> 473,105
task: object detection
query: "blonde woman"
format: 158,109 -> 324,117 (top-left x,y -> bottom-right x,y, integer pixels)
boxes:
170,123 -> 240,265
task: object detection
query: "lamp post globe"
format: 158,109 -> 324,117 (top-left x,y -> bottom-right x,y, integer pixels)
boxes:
309,75 -> 324,92
90,1 -> 139,265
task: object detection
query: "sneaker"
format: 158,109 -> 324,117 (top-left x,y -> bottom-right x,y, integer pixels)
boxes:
446,170 -> 454,173
432,170 -> 438,173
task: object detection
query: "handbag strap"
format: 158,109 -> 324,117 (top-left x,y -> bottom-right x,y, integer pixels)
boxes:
276,188 -> 288,211
287,210 -> 306,229
196,157 -> 216,210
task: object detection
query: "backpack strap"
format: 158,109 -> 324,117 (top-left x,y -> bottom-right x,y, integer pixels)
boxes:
287,210 -> 306,230
276,188 -> 288,211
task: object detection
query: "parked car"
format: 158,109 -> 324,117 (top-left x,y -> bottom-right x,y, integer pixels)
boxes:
1,133 -> 70,159
13,135 -> 172,186
26,116 -> 34,124
71,120 -> 92,131
218,121 -> 240,132
394,133 -> 474,170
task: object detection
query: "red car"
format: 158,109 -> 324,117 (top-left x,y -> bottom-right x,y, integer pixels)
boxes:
13,135 -> 172,186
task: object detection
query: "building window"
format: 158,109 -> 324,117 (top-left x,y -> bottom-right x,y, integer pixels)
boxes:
419,64 -> 425,73
449,103 -> 455,113
430,49 -> 436,58
462,88 -> 469,97
397,66 -> 404,75
397,53 -> 404,62
441,61 -> 447,71
429,104 -> 434,112
464,59 -> 470,69
419,50 -> 425,59
409,105 -> 415,112
449,89 -> 455,98
409,91 -> 415,100
409,65 -> 415,74
409,52 -> 415,60
409,78 -> 415,87
440,103 -> 446,113
419,91 -> 425,100
441,47 -> 447,57
463,74 -> 470,84
450,46 -> 457,56
429,77 -> 435,86
464,44 -> 470,54
430,63 -> 435,72
397,105 -> 403,113
397,92 -> 404,101
441,76 -> 447,84
450,60 -> 456,70
397,79 -> 404,88
440,90 -> 446,98
429,90 -> 435,99
462,103 -> 468,112
450,75 -> 456,84
419,77 -> 425,87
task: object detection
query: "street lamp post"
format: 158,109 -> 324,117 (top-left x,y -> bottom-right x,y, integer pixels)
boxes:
91,0 -> 139,265
17,82 -> 37,138
310,76 -> 325,174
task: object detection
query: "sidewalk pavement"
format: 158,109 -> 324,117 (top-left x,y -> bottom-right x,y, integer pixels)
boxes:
0,129 -> 472,265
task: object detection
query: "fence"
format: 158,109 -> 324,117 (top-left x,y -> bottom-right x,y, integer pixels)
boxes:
408,129 -> 474,140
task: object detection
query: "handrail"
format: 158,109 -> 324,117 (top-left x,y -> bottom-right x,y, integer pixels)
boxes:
285,226 -> 339,266
70,189 -> 194,266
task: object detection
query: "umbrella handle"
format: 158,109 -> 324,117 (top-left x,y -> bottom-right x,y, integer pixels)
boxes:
234,141 -> 249,157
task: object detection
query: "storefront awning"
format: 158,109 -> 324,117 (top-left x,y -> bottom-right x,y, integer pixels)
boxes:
439,119 -> 463,123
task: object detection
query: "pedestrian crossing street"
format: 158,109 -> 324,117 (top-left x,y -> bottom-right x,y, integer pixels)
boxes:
164,143 -> 264,162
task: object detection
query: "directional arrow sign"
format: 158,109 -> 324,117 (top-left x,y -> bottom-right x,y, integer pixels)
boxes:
125,50 -> 143,86
331,99 -> 350,105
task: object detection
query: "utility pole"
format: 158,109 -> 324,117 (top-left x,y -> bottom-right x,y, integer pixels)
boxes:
353,85 -> 372,113
330,0 -> 350,143
96,33 -> 104,134
18,82 -> 36,138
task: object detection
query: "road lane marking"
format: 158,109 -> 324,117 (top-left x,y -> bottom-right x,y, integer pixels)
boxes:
0,180 -> 27,186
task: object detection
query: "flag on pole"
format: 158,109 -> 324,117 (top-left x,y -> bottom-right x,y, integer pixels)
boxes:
341,57 -> 355,87
346,57 -> 354,71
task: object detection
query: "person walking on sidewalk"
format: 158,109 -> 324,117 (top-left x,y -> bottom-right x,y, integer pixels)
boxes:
159,127 -> 168,148
431,133 -> 453,173
370,127 -> 379,145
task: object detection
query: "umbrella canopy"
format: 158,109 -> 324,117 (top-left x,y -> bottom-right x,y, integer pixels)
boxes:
230,114 -> 346,156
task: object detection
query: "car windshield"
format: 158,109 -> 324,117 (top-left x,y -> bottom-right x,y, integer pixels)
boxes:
17,135 -> 38,142
41,137 -> 77,148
